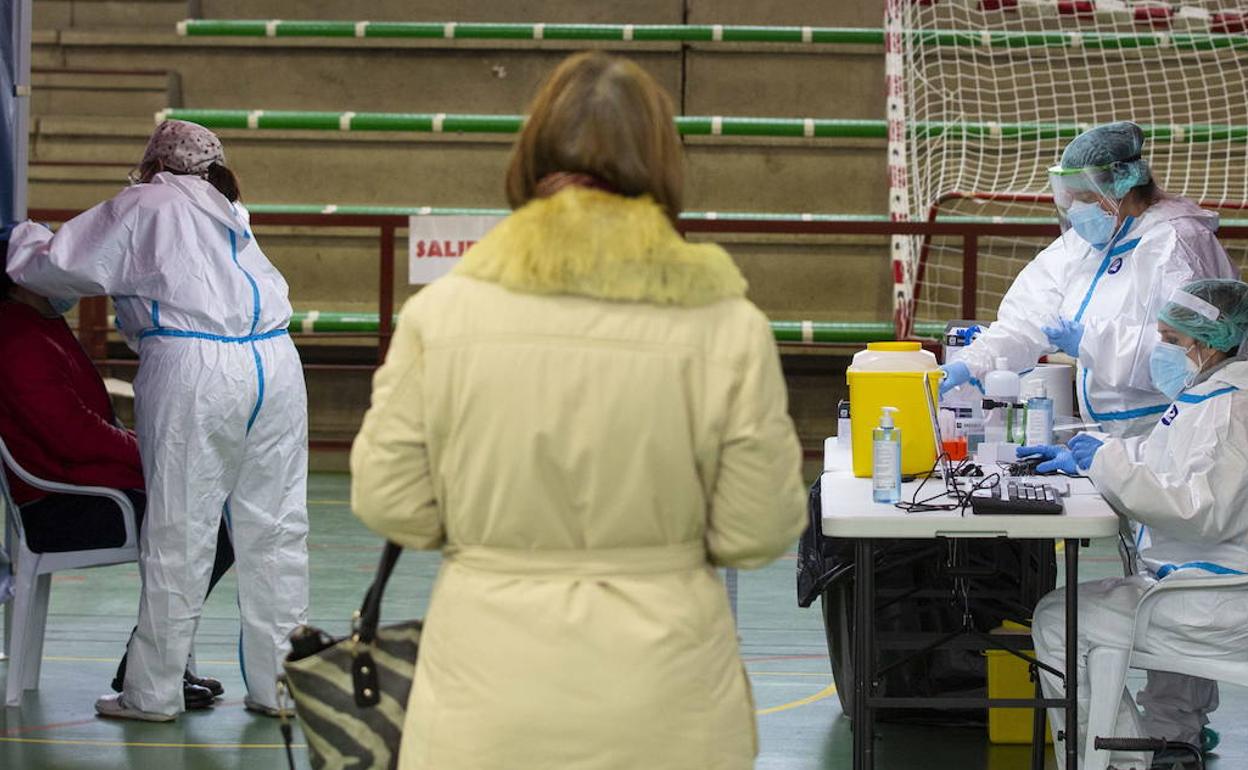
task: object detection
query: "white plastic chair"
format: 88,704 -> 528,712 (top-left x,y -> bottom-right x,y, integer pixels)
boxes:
1083,573 -> 1248,770
0,433 -> 139,706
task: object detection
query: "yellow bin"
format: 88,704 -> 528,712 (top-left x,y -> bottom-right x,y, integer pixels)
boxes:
847,342 -> 942,478
986,621 -> 1052,744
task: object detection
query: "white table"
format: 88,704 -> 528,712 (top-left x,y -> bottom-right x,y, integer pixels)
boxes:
819,445 -> 1119,770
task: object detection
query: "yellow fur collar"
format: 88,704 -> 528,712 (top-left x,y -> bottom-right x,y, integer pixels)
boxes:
454,187 -> 747,306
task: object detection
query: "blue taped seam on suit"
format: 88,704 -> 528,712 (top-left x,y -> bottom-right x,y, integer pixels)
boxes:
137,327 -> 288,344
246,343 -> 265,434
228,226 -> 267,432
1176,386 -> 1239,404
1157,561 -> 1246,579
228,229 -> 263,337
1074,215 -> 1136,324
1080,368 -> 1168,422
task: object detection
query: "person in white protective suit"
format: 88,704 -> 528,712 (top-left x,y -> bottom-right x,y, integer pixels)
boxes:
939,121 -> 1236,439
1021,279 -> 1248,770
5,120 -> 309,721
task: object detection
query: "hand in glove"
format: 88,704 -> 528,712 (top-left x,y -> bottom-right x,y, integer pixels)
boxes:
1017,444 -> 1079,475
1067,433 -> 1104,471
939,361 -> 972,397
1042,317 -> 1084,358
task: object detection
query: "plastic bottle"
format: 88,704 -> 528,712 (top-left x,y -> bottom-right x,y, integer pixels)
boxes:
983,357 -> 1022,444
1023,379 -> 1055,446
872,406 -> 902,504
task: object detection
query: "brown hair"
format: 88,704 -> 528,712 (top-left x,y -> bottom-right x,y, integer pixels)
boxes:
505,51 -> 684,220
138,159 -> 242,203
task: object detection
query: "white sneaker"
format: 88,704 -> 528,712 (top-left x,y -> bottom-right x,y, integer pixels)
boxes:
95,693 -> 175,722
243,696 -> 294,718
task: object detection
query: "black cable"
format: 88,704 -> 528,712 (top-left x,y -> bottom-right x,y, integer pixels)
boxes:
895,452 -> 977,513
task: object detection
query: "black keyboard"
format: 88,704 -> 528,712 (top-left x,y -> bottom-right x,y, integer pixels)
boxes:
969,480 -> 1064,516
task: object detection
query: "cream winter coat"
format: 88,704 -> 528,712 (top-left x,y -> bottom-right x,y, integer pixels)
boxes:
351,187 -> 808,770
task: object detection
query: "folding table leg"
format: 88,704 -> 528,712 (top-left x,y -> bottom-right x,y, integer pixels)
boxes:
1064,538 -> 1080,770
853,539 -> 875,770
1031,670 -> 1046,770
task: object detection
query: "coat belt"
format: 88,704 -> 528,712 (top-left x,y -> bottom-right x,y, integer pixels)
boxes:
444,541 -> 708,577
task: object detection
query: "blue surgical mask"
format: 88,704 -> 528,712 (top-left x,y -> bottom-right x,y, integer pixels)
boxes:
1066,200 -> 1118,248
1149,341 -> 1199,400
47,296 -> 78,316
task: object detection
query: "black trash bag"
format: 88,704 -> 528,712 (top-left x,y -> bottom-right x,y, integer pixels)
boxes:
798,478 -> 1055,726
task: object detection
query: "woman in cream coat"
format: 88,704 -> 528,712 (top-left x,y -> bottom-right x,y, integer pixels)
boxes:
351,52 -> 807,769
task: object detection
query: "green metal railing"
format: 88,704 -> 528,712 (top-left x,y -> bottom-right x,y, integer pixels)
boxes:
287,310 -> 944,344
177,20 -> 1248,50
158,109 -> 1248,143
244,204 -> 1248,228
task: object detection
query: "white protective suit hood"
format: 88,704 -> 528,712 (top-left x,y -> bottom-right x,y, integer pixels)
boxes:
1133,194 -> 1220,235
148,172 -> 250,237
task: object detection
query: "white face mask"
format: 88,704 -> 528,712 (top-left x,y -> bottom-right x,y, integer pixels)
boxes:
1149,340 -> 1203,400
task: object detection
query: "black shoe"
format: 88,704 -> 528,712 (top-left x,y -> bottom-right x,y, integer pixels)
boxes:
184,682 -> 215,710
184,670 -> 224,698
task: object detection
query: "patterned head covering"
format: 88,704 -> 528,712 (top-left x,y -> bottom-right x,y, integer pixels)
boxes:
142,119 -> 225,176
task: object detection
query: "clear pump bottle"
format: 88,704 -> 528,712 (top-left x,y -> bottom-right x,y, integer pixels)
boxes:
872,406 -> 902,504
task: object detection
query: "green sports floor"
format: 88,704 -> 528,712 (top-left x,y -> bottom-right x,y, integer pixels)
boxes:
2,472 -> 1246,769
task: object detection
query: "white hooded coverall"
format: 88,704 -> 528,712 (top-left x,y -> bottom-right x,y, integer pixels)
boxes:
1032,359 -> 1248,769
6,173 -> 309,716
959,197 -> 1236,438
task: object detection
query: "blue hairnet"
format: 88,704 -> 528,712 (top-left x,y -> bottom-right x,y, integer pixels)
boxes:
1060,121 -> 1152,198
1159,279 -> 1248,352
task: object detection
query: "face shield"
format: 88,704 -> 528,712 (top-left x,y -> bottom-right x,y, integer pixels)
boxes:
1049,164 -> 1127,251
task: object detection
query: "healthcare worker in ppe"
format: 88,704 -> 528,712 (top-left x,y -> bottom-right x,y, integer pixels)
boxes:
940,121 -> 1236,439
6,120 -> 309,721
1022,279 -> 1248,769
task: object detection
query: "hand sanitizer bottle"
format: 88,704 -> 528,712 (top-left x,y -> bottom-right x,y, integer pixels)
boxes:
1024,379 -> 1055,446
873,406 -> 902,504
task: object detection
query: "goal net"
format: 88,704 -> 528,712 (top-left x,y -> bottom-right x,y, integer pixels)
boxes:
885,0 -> 1248,337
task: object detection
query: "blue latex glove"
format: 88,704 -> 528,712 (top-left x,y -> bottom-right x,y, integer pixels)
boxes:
1042,317 -> 1085,358
1017,444 -> 1079,475
939,361 -> 972,396
1067,433 -> 1104,471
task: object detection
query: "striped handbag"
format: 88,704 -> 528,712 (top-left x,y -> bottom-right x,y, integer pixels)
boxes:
281,542 -> 421,770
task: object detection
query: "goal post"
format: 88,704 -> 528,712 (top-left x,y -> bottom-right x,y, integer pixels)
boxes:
887,0 -> 1248,336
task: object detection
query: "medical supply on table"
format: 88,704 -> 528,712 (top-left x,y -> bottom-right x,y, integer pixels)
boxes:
1023,379 -> 1055,446
823,437 -> 837,472
847,342 -> 940,478
983,357 -> 1022,444
942,438 -> 968,462
1019,364 -> 1074,426
942,321 -> 986,361
975,441 -> 1022,467
872,406 -> 902,504
836,399 -> 852,448
958,413 -> 985,452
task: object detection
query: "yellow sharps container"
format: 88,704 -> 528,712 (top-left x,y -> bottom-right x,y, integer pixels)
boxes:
847,342 -> 942,478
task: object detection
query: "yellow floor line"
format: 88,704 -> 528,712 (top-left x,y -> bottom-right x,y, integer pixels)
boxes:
0,736 -> 305,749
755,682 -> 838,716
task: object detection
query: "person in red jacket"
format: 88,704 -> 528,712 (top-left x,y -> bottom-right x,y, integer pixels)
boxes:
0,273 -> 233,709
